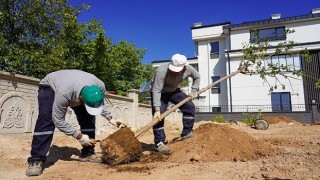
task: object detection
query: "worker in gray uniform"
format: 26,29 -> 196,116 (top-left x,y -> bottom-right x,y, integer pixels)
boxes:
151,53 -> 200,153
26,69 -> 125,176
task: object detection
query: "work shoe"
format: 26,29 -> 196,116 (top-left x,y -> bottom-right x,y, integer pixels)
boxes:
156,142 -> 171,154
26,161 -> 43,176
181,131 -> 193,140
79,153 -> 103,163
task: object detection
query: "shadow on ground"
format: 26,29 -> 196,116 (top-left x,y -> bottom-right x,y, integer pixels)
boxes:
44,145 -> 80,169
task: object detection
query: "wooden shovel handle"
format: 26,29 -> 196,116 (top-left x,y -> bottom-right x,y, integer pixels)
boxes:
134,69 -> 241,138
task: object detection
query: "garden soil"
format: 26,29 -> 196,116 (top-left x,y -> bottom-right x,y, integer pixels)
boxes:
100,127 -> 142,165
0,116 -> 319,180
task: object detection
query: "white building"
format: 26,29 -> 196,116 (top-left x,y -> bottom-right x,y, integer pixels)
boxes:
152,8 -> 320,112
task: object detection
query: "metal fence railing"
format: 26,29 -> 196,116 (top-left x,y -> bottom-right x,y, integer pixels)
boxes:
195,104 -> 309,113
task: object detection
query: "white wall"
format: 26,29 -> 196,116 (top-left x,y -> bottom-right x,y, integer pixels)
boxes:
196,36 -> 230,107
230,18 -> 320,50
228,58 -> 305,108
192,25 -> 225,40
230,29 -> 250,50
286,20 -> 320,43
197,41 -> 211,106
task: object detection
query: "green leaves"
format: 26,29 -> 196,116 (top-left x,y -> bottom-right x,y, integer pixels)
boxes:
0,0 -> 154,97
101,40 -> 150,95
316,79 -> 320,89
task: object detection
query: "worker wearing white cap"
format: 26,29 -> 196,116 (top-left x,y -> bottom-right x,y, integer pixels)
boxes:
151,53 -> 200,153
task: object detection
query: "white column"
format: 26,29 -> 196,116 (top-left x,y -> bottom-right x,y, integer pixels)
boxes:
127,89 -> 140,128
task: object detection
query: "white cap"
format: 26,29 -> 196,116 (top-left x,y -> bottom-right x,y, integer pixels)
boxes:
168,54 -> 188,72
85,103 -> 103,115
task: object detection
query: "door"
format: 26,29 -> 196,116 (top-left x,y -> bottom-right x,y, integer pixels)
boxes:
271,92 -> 292,112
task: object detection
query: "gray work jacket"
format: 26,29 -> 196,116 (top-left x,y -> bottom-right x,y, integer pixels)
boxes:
40,69 -> 112,138
151,63 -> 200,108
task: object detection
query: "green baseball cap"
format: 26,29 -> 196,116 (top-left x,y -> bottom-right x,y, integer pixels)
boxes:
81,85 -> 104,115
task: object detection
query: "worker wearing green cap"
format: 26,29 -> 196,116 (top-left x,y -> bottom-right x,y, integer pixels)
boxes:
26,69 -> 125,176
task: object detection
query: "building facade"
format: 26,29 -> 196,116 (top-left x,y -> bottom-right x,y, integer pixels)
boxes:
152,8 -> 320,113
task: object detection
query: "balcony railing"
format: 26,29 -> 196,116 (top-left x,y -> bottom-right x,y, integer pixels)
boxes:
195,104 -> 309,113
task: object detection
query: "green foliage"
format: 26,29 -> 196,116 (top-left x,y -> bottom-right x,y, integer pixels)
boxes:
242,109 -> 263,126
0,0 -> 154,96
316,79 -> 320,89
179,80 -> 189,88
138,91 -> 151,104
101,40 -> 150,95
212,115 -> 227,123
0,0 -> 93,76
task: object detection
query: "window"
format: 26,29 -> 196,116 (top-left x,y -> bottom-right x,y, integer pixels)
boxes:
264,54 -> 301,71
271,92 -> 291,112
190,64 -> 198,71
210,42 -> 219,54
210,42 -> 219,59
194,42 -> 199,56
212,107 -> 221,112
211,76 -> 221,94
250,27 -> 286,42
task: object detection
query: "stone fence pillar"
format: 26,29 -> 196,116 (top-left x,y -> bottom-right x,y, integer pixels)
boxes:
311,101 -> 320,123
127,89 -> 139,128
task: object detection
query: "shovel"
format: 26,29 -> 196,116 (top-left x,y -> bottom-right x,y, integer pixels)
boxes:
134,69 -> 241,138
100,69 -> 241,165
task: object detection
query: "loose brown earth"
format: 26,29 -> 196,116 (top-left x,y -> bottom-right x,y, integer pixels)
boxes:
101,127 -> 142,165
0,116 -> 319,180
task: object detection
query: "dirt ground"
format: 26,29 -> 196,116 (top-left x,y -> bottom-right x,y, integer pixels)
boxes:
0,116 -> 320,180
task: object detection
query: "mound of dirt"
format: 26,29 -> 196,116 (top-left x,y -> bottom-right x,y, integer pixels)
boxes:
1,121 -> 320,179
101,128 -> 142,165
262,116 -> 300,124
168,123 -> 278,163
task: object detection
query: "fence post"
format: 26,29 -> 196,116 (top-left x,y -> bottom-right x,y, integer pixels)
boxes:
311,100 -> 319,123
127,89 -> 140,128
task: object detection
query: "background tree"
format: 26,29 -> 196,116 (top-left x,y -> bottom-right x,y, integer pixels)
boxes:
0,0 -> 94,76
0,0 -> 154,97
103,40 -> 148,95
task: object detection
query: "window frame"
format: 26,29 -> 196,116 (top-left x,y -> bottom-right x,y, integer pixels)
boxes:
210,41 -> 219,54
212,107 -> 221,112
194,42 -> 199,57
271,92 -> 292,112
265,54 -> 301,71
211,76 -> 221,94
250,26 -> 286,43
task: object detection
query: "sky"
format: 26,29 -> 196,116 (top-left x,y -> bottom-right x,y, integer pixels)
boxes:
70,0 -> 320,64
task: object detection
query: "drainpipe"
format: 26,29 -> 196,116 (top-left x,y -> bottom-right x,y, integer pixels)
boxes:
227,26 -> 233,112
207,40 -> 211,110
227,52 -> 232,112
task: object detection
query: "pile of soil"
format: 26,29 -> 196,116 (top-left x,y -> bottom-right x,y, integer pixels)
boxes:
101,116 -> 297,165
167,123 -> 278,163
1,117 -> 320,179
262,116 -> 300,124
100,128 -> 142,165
